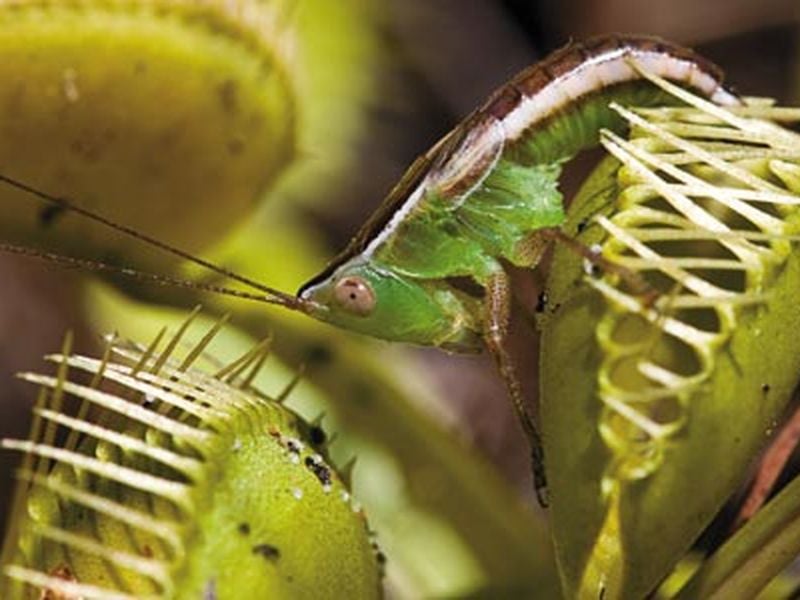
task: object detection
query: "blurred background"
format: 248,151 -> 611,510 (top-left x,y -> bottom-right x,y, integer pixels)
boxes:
0,0 -> 797,596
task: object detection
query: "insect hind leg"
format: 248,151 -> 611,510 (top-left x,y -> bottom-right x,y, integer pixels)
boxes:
483,270 -> 549,507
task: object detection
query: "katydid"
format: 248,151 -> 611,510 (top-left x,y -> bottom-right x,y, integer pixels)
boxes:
0,34 -> 737,505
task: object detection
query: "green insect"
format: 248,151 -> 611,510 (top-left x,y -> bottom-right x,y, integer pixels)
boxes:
0,34 -> 738,504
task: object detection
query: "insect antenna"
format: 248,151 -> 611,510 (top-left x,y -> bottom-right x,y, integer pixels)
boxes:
0,241 -> 300,307
0,173 -> 305,311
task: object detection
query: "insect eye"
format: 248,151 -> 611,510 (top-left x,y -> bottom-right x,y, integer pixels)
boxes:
333,276 -> 375,316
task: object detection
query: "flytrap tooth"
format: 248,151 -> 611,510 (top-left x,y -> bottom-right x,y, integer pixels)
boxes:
277,365 -> 306,403
617,183 -> 660,207
239,337 -> 273,390
4,565 -> 147,600
214,335 -> 273,383
33,525 -> 171,589
149,306 -> 204,377
50,358 -> 225,424
324,431 -> 339,450
338,456 -> 358,488
33,407 -> 203,480
178,313 -> 231,373
770,159 -> 800,193
17,374 -> 212,448
2,440 -> 193,511
131,327 -> 168,377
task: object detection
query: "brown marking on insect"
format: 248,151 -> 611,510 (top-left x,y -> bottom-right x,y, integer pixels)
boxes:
480,33 -> 729,127
427,115 -> 504,201
484,84 -> 523,119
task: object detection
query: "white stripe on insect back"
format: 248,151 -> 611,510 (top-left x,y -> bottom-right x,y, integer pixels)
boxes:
361,184 -> 426,259
502,48 -> 739,141
362,118 -> 505,259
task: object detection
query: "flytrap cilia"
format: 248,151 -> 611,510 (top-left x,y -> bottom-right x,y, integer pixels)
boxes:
0,34 -> 743,505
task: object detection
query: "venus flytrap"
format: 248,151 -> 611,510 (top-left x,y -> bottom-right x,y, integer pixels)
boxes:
540,70 -> 800,599
1,318 -> 381,599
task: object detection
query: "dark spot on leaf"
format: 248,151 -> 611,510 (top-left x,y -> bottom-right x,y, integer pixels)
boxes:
238,522 -> 251,535
217,79 -> 239,115
304,455 -> 332,487
38,203 -> 66,228
442,221 -> 459,236
286,438 -> 302,454
308,425 -> 326,447
253,543 -> 281,561
100,250 -> 123,266
304,344 -> 333,366
761,383 -> 771,393
577,218 -> 589,233
227,138 -> 245,156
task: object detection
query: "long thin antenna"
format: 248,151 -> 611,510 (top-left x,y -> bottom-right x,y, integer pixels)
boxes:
0,241 -> 300,308
0,173 -> 301,308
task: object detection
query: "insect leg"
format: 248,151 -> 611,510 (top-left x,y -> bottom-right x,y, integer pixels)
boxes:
483,270 -> 549,507
538,227 -> 658,304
